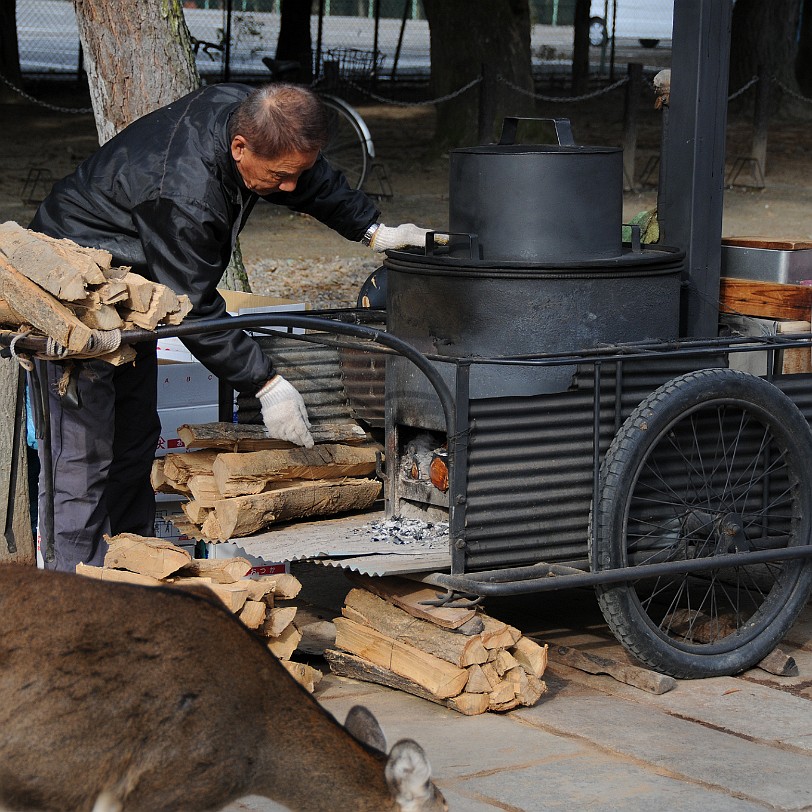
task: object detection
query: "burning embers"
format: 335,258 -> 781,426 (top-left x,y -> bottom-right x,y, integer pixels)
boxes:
400,433 -> 448,493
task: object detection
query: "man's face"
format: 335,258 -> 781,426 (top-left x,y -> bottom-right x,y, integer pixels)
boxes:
230,136 -> 319,195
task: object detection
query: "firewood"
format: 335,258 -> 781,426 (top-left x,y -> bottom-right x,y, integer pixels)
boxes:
325,648 -> 488,716
238,600 -> 267,630
103,533 -> 192,580
177,421 -> 370,451
510,636 -> 549,678
69,290 -> 124,331
250,572 -> 301,600
150,459 -> 174,494
0,221 -> 102,300
487,680 -> 517,710
505,667 -> 547,706
181,580 -> 249,613
260,606 -> 297,638
281,660 -> 323,693
333,617 -> 468,700
346,573 -> 479,631
181,500 -> 210,525
757,647 -> 799,677
179,557 -> 252,583
266,623 -> 302,660
493,649 -> 521,677
186,473 -> 223,506
94,346 -> 137,366
200,478 -> 382,540
162,451 -> 220,487
0,254 -> 93,352
211,444 -> 379,498
464,664 -> 493,694
120,271 -> 157,312
76,562 -> 163,587
341,588 -> 488,668
0,297 -> 24,325
242,580 -> 276,603
93,279 -> 128,305
479,614 -> 522,649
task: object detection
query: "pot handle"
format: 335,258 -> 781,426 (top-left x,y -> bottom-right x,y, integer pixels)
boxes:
498,117 -> 576,147
426,231 -> 479,259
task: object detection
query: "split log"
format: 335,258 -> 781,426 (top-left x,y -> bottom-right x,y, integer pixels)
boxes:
186,473 -> 223,506
179,557 -> 252,583
177,421 -> 370,452
333,617 -> 468,700
212,444 -> 378,498
238,600 -> 267,630
347,573 -> 479,631
492,649 -> 521,677
162,451 -> 220,487
0,221 -> 103,300
464,664 -> 493,694
325,648 -> 490,716
267,623 -> 302,660
94,279 -> 128,305
550,645 -> 676,695
756,647 -> 799,677
76,562 -> 163,587
249,573 -> 301,600
69,290 -> 124,331
180,580 -> 249,613
0,254 -> 93,352
181,500 -> 210,525
281,661 -> 323,693
510,636 -> 549,678
200,478 -> 382,540
260,606 -> 297,638
341,588 -> 488,668
479,614 -> 522,649
103,533 -> 191,580
0,297 -> 25,325
120,271 -> 155,312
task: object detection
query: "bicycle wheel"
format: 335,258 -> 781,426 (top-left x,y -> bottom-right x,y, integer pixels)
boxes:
591,368 -> 812,678
319,94 -> 373,190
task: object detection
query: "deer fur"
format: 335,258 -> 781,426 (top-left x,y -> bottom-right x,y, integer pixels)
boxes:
0,564 -> 447,812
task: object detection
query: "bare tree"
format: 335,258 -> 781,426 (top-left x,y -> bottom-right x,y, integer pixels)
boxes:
422,0 -> 534,147
0,0 -> 23,103
72,0 -> 199,143
730,0 -> 812,117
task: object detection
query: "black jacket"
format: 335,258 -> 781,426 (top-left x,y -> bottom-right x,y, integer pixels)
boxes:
31,83 -> 380,392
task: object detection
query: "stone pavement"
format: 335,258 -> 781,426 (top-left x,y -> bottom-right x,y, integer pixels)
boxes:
222,574 -> 812,812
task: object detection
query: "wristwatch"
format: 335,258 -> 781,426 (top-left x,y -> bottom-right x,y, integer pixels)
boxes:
361,222 -> 380,246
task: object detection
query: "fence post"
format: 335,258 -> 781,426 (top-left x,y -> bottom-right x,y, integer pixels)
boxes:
751,64 -> 769,179
622,62 -> 642,192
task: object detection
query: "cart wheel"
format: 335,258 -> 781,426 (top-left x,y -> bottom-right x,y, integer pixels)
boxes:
591,368 -> 812,678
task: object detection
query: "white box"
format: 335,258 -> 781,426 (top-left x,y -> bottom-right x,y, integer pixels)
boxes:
157,403 -> 220,456
157,362 -> 219,409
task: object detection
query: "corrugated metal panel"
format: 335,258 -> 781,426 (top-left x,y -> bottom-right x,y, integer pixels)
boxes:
338,345 -> 386,427
237,334 -> 356,425
462,358 -> 727,570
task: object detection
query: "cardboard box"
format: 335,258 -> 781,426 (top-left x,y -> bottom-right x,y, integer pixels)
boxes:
157,362 -> 219,409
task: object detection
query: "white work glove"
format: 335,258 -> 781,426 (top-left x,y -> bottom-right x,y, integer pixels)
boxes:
370,223 -> 439,252
257,375 -> 314,448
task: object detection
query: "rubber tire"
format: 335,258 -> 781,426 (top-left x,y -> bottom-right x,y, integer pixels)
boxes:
591,368 -> 812,678
589,16 -> 608,47
320,96 -> 370,190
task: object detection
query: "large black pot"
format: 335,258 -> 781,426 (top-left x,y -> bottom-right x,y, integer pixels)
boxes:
449,118 -> 622,263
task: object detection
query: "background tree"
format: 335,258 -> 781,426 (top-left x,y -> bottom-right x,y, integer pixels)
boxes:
72,0 -> 249,289
421,0 -> 534,148
730,0 -> 812,117
0,0 -> 23,103
275,0 -> 313,84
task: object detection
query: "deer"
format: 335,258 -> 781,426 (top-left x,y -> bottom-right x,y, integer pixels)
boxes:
0,564 -> 448,812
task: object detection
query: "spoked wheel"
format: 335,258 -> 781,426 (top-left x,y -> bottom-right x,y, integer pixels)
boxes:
319,94 -> 373,190
591,368 -> 812,678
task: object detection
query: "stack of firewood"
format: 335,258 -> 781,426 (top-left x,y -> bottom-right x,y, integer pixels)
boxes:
0,221 -> 191,364
76,532 -> 322,692
325,575 -> 548,716
152,422 -> 383,541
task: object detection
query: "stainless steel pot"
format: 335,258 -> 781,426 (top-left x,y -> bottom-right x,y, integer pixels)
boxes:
448,117 -> 623,263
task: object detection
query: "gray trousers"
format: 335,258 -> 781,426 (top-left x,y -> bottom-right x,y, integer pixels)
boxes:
38,342 -> 161,572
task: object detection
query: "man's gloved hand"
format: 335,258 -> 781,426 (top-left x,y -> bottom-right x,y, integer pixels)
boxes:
370,223 -> 441,252
257,375 -> 314,448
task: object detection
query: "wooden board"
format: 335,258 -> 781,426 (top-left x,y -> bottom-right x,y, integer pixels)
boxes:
722,236 -> 812,251
719,277 -> 812,320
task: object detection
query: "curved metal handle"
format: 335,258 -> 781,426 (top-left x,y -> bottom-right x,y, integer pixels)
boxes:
427,231 -> 479,260
498,117 -> 576,147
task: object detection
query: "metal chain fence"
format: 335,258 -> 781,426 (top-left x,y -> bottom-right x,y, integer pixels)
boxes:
14,0 -> 674,86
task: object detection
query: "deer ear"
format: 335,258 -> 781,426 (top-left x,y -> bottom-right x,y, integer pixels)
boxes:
385,739 -> 445,810
344,704 -> 388,753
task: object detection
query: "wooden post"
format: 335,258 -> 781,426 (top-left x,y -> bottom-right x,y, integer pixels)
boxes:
751,64 -> 770,180
622,62 -> 642,192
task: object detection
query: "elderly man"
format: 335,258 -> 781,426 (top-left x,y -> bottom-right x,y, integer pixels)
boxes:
31,82 -> 433,572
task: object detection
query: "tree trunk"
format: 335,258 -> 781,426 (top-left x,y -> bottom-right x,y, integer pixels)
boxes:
730,0 -> 811,117
422,0 -> 533,148
0,0 -> 23,103
276,0 -> 313,85
72,0 -> 199,144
